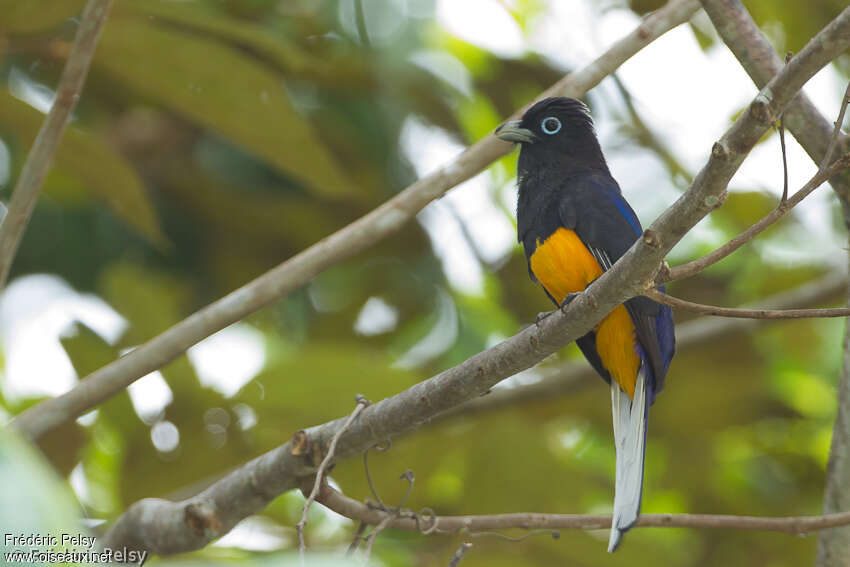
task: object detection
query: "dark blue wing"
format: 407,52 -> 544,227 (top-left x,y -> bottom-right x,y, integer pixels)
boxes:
559,173 -> 675,400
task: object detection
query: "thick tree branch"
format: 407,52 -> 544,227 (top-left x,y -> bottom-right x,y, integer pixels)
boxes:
11,0 -> 702,442
645,288 -> 850,319
821,278 -> 850,567
99,11 -> 850,556
315,483 -> 850,536
0,0 -> 113,289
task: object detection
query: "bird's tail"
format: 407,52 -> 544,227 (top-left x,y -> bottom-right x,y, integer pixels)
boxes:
607,364 -> 649,552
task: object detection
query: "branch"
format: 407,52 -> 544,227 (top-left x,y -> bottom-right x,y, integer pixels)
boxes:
645,288 -> 850,319
314,482 -> 850,536
0,0 -> 113,289
100,11 -> 850,556
667,121 -> 850,283
449,273 -> 848,417
447,543 -> 473,567
686,7 -> 850,563
699,0 -> 850,206
10,0 -> 702,442
822,80 -> 850,170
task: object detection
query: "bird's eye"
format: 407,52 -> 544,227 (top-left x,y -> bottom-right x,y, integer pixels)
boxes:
541,116 -> 561,135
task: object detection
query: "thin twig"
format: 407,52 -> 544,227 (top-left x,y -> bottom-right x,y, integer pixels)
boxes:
645,288 -> 850,319
778,52 -> 793,202
466,528 -> 560,541
396,470 -> 415,511
447,542 -> 472,567
667,152 -> 850,282
361,470 -> 415,563
0,0 -> 113,289
779,113 -> 789,202
297,395 -> 370,563
346,522 -> 368,556
10,0 -> 703,443
354,0 -> 371,48
363,441 -> 392,509
361,515 -> 393,565
821,80 -> 850,170
316,483 -> 850,536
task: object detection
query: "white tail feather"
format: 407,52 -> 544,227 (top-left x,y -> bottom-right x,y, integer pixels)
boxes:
607,368 -> 648,552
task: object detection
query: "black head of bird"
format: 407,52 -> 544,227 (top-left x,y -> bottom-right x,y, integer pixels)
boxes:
495,97 -> 610,176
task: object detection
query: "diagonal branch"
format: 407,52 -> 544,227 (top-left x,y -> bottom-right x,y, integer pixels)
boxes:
99,10 -> 850,556
0,0 -> 113,289
10,0 -> 702,442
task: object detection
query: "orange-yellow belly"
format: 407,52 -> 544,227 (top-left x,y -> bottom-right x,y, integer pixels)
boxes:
529,227 -> 639,398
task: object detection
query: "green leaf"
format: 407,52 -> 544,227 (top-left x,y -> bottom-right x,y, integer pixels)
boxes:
0,91 -> 166,246
0,427 -> 83,545
116,1 -> 318,77
95,17 -> 360,200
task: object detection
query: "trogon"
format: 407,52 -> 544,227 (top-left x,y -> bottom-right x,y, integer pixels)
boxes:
496,97 -> 675,552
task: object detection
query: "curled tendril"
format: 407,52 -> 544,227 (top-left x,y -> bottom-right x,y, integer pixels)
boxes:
416,507 -> 438,535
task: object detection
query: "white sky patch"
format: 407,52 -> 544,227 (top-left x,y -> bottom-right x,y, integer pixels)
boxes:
493,367 -> 544,389
354,296 -> 399,336
0,274 -> 127,401
187,323 -> 266,397
417,205 -> 484,293
232,402 -> 258,431
395,288 -> 458,369
8,67 -> 55,114
150,420 -> 179,453
610,27 -> 756,173
401,117 -> 516,293
125,367 -> 173,424
212,516 -> 291,552
409,49 -> 473,97
76,409 -> 99,427
443,181 -> 516,265
69,463 -> 91,506
437,0 -> 525,58
527,0 -> 600,67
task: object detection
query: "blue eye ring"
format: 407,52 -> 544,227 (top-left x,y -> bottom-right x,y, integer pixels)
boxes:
541,116 -> 561,135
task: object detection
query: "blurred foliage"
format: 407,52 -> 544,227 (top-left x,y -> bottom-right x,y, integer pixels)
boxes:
0,0 -> 849,566
0,426 -> 86,553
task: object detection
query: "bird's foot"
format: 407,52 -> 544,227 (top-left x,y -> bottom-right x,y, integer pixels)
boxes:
535,310 -> 554,327
559,292 -> 581,313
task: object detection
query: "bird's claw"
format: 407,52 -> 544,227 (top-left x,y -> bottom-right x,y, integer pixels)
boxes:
559,292 -> 581,312
535,310 -> 554,327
